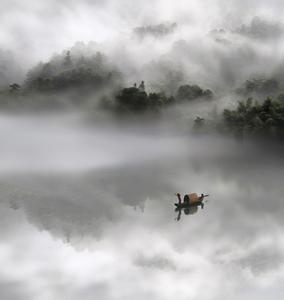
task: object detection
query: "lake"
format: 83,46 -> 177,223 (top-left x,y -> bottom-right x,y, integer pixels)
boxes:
0,112 -> 283,300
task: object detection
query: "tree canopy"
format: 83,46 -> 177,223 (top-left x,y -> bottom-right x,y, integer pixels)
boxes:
223,98 -> 284,140
176,84 -> 213,101
24,45 -> 123,94
113,85 -> 175,113
237,78 -> 279,97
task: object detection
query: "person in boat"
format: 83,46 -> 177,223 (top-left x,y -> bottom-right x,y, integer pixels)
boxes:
174,193 -> 209,221
175,193 -> 208,206
176,193 -> 182,205
175,193 -> 196,221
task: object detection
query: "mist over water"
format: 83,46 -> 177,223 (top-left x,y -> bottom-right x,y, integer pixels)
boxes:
1,0 -> 284,299
0,112 -> 283,300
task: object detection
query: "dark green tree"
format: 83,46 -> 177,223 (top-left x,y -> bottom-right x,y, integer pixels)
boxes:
222,97 -> 284,140
176,84 -> 213,101
115,87 -> 148,113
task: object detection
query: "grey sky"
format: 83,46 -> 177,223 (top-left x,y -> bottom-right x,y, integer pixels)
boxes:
1,0 -> 284,93
0,0 -> 284,65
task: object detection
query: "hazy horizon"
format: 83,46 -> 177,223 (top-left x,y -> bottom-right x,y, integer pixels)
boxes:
2,0 -> 284,92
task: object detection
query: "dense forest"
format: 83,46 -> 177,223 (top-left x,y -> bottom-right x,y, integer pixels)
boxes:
194,97 -> 284,141
0,42 -> 284,142
0,43 -> 214,109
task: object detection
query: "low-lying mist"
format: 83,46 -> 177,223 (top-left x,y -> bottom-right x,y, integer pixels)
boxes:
0,110 -> 283,299
1,1 -> 284,299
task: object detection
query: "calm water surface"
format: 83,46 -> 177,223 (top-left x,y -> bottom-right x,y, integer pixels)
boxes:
0,113 -> 283,300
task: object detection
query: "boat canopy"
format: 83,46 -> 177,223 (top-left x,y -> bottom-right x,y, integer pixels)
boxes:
188,193 -> 199,204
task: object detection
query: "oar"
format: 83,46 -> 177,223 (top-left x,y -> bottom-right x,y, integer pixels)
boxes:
202,194 -> 210,203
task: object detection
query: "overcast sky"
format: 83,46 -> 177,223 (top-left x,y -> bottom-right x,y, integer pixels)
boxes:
1,0 -> 284,65
1,0 -> 284,93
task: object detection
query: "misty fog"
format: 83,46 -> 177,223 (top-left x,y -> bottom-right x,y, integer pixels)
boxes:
0,112 -> 283,300
0,1 -> 284,300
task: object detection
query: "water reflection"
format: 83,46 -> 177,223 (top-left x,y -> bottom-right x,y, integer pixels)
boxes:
0,114 -> 284,299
